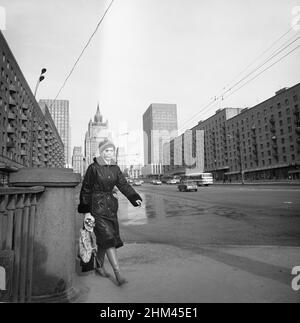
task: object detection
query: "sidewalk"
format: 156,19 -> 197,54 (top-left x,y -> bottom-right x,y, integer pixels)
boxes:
73,243 -> 300,303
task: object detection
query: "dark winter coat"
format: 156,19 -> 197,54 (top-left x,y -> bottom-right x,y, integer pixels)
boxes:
78,155 -> 142,250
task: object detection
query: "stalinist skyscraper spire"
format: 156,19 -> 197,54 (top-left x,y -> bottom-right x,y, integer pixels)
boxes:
94,103 -> 102,123
84,103 -> 112,166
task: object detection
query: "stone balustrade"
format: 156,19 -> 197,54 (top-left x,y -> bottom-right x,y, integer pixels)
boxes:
0,186 -> 45,302
0,167 -> 81,303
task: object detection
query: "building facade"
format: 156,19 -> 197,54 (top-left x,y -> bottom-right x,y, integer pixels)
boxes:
225,84 -> 300,181
128,165 -> 143,179
162,84 -> 300,181
84,104 -> 112,167
192,108 -> 242,180
72,146 -> 84,176
162,128 -> 205,176
142,103 -> 178,177
39,99 -> 71,168
0,31 -> 64,185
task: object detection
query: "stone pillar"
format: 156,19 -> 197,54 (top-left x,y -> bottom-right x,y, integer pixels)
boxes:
9,168 -> 81,302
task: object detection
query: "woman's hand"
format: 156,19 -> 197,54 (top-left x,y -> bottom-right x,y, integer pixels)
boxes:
136,200 -> 142,207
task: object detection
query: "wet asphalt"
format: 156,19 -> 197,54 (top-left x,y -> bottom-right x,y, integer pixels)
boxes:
117,183 -> 300,250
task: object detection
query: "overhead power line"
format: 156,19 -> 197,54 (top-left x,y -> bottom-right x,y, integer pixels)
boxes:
223,45 -> 300,100
220,33 -> 300,99
224,27 -> 294,87
178,29 -> 300,133
47,0 -> 115,109
179,43 -> 300,134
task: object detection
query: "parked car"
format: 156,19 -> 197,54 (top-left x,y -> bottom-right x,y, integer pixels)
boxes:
127,178 -> 133,184
178,181 -> 198,192
166,179 -> 178,185
152,180 -> 162,185
132,180 -> 143,186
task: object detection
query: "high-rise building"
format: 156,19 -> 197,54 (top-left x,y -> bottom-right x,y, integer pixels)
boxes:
84,104 -> 112,166
0,31 -> 64,185
72,146 -> 84,176
39,99 -> 71,167
192,108 -> 242,180
142,103 -> 178,176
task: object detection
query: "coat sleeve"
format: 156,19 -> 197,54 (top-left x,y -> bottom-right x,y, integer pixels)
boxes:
115,166 -> 142,207
78,165 -> 94,213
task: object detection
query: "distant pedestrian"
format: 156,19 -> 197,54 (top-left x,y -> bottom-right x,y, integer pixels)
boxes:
78,140 -> 143,286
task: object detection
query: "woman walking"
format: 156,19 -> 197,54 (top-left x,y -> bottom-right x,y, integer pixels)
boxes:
78,140 -> 142,286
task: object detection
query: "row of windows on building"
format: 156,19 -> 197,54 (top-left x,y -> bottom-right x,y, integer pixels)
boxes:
205,131 -> 296,149
202,100 -> 298,133
204,113 -> 297,138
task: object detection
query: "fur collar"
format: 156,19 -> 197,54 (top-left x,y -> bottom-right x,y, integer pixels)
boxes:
93,155 -> 117,166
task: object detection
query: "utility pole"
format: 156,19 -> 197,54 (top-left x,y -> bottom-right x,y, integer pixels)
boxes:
228,134 -> 244,184
236,131 -> 245,185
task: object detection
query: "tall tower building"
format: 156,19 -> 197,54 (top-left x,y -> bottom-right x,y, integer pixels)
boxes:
72,146 -> 84,176
39,99 -> 71,167
84,104 -> 112,166
143,103 -> 178,176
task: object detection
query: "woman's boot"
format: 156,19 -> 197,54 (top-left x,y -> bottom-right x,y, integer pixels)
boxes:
106,247 -> 128,286
95,248 -> 110,278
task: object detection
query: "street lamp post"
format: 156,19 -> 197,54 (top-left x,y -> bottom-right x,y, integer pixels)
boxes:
30,68 -> 47,166
34,68 -> 47,97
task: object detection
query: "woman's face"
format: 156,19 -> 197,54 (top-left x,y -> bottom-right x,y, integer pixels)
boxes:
101,147 -> 115,160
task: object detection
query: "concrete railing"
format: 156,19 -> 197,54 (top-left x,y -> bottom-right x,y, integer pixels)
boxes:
0,186 -> 45,302
0,168 -> 81,303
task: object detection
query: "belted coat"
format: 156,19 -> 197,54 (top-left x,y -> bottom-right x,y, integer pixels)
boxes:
78,156 -> 142,249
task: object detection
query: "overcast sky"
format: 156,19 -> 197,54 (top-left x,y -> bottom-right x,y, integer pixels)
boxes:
1,0 -> 300,163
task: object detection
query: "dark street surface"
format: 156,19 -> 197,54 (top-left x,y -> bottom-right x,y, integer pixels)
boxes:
117,184 -> 300,249
74,183 -> 300,302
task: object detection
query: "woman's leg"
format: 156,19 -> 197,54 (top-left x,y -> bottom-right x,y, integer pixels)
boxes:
95,248 -> 110,277
97,248 -> 106,266
106,247 -> 128,285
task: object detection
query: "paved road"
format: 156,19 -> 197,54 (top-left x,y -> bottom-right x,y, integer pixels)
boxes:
75,184 -> 300,302
117,184 -> 300,249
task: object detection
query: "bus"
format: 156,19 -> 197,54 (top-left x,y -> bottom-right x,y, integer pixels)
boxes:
180,173 -> 213,187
